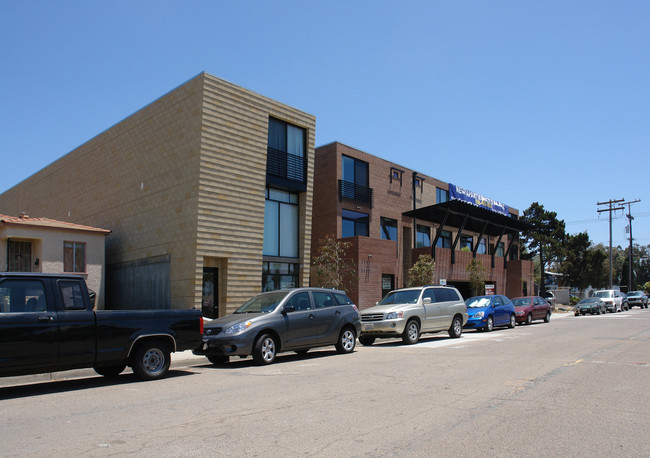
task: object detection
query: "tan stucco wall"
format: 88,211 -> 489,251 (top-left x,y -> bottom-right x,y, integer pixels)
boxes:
0,226 -> 107,307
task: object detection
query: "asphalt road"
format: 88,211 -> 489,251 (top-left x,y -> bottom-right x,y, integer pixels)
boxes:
1,309 -> 649,457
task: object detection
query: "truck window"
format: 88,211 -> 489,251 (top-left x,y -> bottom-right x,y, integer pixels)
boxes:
0,280 -> 47,313
59,281 -> 86,310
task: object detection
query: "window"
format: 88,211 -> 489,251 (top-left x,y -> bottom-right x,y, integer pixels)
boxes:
416,225 -> 431,248
436,187 -> 449,204
333,293 -> 353,305
496,242 -> 505,257
263,188 -> 298,258
477,238 -> 487,255
436,230 -> 452,248
414,176 -> 424,191
342,209 -> 369,238
7,240 -> 32,272
59,281 -> 86,310
509,245 -> 518,261
390,167 -> 403,185
285,291 -> 311,311
460,235 -> 473,251
312,291 -> 336,308
267,117 -> 306,182
340,155 -> 372,206
262,262 -> 298,292
380,217 -> 398,241
64,242 -> 86,273
0,279 -> 46,313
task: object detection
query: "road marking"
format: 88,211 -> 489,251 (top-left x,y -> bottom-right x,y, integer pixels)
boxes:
565,359 -> 583,366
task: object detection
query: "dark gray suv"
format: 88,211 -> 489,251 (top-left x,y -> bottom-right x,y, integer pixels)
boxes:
194,288 -> 360,365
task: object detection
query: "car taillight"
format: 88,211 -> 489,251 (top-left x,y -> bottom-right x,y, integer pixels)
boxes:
200,317 -> 204,334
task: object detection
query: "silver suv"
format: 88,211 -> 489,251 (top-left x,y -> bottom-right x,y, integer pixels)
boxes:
194,288 -> 361,365
358,285 -> 468,345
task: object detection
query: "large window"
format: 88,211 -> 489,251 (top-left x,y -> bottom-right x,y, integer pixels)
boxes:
340,155 -> 372,206
64,242 -> 86,273
477,238 -> 487,254
416,225 -> 431,248
267,117 -> 305,182
436,187 -> 449,204
436,230 -> 452,249
460,235 -> 473,251
380,217 -> 398,241
496,242 -> 505,257
262,262 -> 298,292
263,188 -> 299,258
342,209 -> 369,238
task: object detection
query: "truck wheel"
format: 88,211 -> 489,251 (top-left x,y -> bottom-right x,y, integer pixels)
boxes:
94,364 -> 126,378
448,316 -> 463,338
132,340 -> 171,380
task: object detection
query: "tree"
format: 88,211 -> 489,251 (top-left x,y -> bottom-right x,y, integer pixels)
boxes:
312,235 -> 357,293
466,258 -> 487,297
407,254 -> 436,287
520,202 -> 566,295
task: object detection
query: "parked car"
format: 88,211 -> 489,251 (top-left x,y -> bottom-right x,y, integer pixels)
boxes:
574,297 -> 607,316
512,296 -> 552,325
194,288 -> 360,365
627,291 -> 648,309
0,273 -> 203,381
621,292 -> 629,311
543,291 -> 556,307
593,290 -> 623,313
463,295 -> 516,331
358,285 -> 467,346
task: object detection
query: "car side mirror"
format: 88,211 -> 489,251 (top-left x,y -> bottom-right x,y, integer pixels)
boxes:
422,298 -> 432,305
282,306 -> 295,314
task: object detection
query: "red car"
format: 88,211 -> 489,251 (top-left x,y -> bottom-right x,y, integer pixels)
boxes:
512,296 -> 552,325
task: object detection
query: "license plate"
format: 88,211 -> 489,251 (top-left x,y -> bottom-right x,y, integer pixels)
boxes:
363,324 -> 374,331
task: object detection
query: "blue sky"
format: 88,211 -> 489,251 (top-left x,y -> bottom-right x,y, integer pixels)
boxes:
1,1 -> 648,248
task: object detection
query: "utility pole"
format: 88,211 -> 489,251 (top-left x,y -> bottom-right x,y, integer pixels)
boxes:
597,199 -> 624,289
624,199 -> 641,291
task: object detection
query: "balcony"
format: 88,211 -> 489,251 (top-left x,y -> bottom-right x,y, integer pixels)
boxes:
266,147 -> 306,184
338,180 -> 373,208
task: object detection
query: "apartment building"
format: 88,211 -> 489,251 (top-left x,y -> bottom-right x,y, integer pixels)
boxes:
311,142 -> 534,309
0,73 -> 316,314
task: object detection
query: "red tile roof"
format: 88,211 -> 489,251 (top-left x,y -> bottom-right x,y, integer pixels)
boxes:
0,214 -> 111,234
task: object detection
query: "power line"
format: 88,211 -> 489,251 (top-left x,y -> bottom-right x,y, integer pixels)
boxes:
597,198 -> 625,289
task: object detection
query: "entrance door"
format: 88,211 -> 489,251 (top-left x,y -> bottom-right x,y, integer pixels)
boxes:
381,274 -> 394,300
7,240 -> 32,272
202,268 -> 219,319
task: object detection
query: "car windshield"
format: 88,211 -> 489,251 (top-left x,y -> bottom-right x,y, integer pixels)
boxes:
593,291 -> 613,298
512,298 -> 532,306
379,290 -> 421,305
234,291 -> 289,314
628,291 -> 642,297
580,298 -> 599,304
466,297 -> 492,308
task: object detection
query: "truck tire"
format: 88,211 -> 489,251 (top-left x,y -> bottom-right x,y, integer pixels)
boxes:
131,340 -> 171,380
94,364 -> 126,378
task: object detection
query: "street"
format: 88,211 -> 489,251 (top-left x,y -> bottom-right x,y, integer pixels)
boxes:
1,309 -> 649,457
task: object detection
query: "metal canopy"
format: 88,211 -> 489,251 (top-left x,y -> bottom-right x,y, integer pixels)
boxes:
403,200 -> 532,237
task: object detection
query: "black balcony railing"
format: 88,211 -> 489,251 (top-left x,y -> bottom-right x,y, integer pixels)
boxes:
266,147 -> 306,183
338,179 -> 373,208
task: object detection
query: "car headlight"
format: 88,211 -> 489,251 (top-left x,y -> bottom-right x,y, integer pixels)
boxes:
473,311 -> 484,319
385,311 -> 404,320
224,321 -> 253,335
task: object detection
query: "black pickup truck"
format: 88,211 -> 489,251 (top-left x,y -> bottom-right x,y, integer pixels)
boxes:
0,273 -> 203,381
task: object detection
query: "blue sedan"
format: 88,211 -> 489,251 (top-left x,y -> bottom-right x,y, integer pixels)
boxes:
464,295 -> 516,332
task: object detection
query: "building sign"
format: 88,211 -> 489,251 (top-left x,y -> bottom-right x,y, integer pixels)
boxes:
485,284 -> 495,295
449,184 -> 509,216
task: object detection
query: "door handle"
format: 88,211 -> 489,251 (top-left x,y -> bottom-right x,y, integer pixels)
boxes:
38,316 -> 53,322
308,314 -> 315,319
335,310 -> 341,315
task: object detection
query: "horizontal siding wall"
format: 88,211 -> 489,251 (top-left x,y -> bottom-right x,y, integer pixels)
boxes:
196,74 -> 315,313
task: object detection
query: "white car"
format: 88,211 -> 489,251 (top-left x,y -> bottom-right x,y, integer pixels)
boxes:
593,290 -> 623,313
